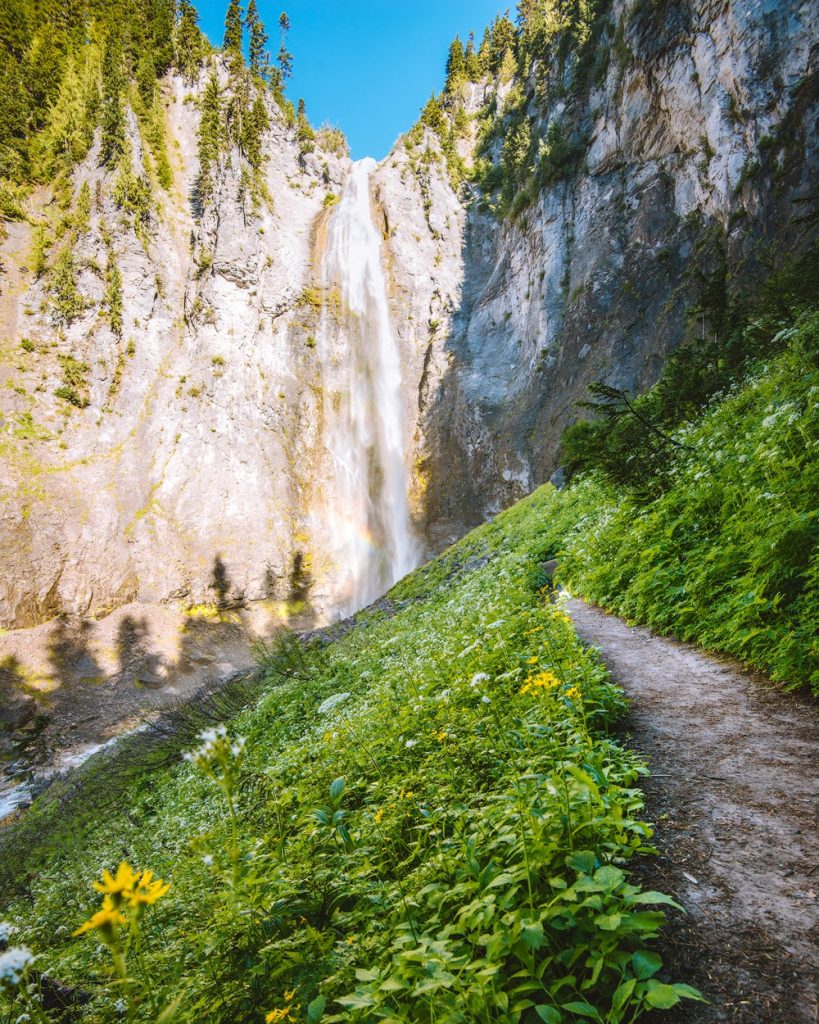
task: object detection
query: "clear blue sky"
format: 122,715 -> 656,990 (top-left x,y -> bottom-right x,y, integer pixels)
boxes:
196,1 -> 507,159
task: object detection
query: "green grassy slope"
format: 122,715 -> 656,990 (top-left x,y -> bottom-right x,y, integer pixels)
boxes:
546,309 -> 819,694
0,492 -> 701,1024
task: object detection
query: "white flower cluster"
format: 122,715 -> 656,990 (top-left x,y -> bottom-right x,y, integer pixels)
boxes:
183,725 -> 246,763
0,921 -> 17,943
317,692 -> 351,715
0,946 -> 34,987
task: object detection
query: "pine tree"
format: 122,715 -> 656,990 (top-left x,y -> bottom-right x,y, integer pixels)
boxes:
488,13 -> 517,72
242,94 -> 269,167
277,11 -> 293,80
145,0 -> 175,76
197,71 -> 222,204
0,54 -> 31,178
175,0 -> 204,80
464,32 -> 481,79
477,26 -> 491,70
223,0 -> 243,55
420,93 -> 445,135
444,35 -> 466,93
99,33 -> 125,167
245,0 -> 268,77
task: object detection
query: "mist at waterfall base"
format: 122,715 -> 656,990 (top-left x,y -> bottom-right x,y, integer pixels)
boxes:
313,158 -> 420,618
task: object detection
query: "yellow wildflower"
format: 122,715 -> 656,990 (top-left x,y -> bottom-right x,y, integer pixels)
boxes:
374,808 -> 384,824
565,686 -> 581,700
92,862 -> 141,902
520,671 -> 561,695
265,990 -> 298,1022
127,870 -> 170,908
73,896 -> 127,938
434,730 -> 447,742
526,656 -> 539,665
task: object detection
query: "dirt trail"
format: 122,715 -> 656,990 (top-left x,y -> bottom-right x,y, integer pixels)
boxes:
566,598 -> 818,1024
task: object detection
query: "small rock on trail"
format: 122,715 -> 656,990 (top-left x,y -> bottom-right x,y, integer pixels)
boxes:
566,598 -> 818,1024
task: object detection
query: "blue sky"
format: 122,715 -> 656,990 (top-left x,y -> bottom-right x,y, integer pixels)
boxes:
197,1 -> 507,159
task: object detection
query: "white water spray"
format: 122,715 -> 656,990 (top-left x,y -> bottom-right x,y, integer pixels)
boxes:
313,158 -> 419,616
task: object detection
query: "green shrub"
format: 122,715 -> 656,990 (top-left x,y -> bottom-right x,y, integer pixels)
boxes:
549,309 -> 819,693
316,124 -> 349,158
50,248 -> 85,323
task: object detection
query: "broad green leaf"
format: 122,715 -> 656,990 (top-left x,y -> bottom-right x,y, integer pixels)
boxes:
612,978 -> 636,1011
645,982 -> 681,1009
329,776 -> 346,802
560,1000 -> 599,1018
566,850 -> 597,874
593,865 -> 624,890
522,921 -> 545,949
594,912 -> 622,931
626,890 -> 683,910
307,994 -> 327,1022
672,983 -> 708,1002
631,949 -> 662,980
535,1007 -> 562,1023
336,993 -> 377,1009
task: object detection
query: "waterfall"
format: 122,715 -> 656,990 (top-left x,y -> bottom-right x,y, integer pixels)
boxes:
313,157 -> 419,616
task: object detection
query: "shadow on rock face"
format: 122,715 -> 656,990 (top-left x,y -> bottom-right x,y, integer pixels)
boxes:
116,615 -> 168,688
0,656 -> 37,731
46,616 -> 104,688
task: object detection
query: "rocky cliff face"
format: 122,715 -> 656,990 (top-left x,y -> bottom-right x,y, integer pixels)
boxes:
0,0 -> 817,631
0,61 -> 355,628
377,0 -> 819,543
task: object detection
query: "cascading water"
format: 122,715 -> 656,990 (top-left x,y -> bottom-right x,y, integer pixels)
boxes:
312,157 -> 419,616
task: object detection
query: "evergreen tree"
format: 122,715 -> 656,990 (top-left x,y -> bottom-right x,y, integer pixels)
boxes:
99,33 -> 125,167
464,32 -> 481,79
420,93 -> 445,135
242,94 -> 269,167
444,35 -> 466,92
145,0 -> 175,76
0,55 -> 31,178
175,0 -> 204,80
277,11 -> 293,80
477,25 -> 491,70
245,0 -> 268,77
223,0 -> 243,55
488,12 -> 517,71
197,71 -> 222,203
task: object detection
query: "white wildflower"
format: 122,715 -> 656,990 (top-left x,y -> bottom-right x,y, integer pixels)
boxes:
405,739 -> 418,748
317,692 -> 351,715
0,947 -> 35,987
0,922 -> 16,943
470,672 -> 489,687
481,695 -> 491,704
202,855 -> 214,867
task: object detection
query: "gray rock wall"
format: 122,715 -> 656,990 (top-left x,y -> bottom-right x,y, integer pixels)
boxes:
378,0 -> 819,544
